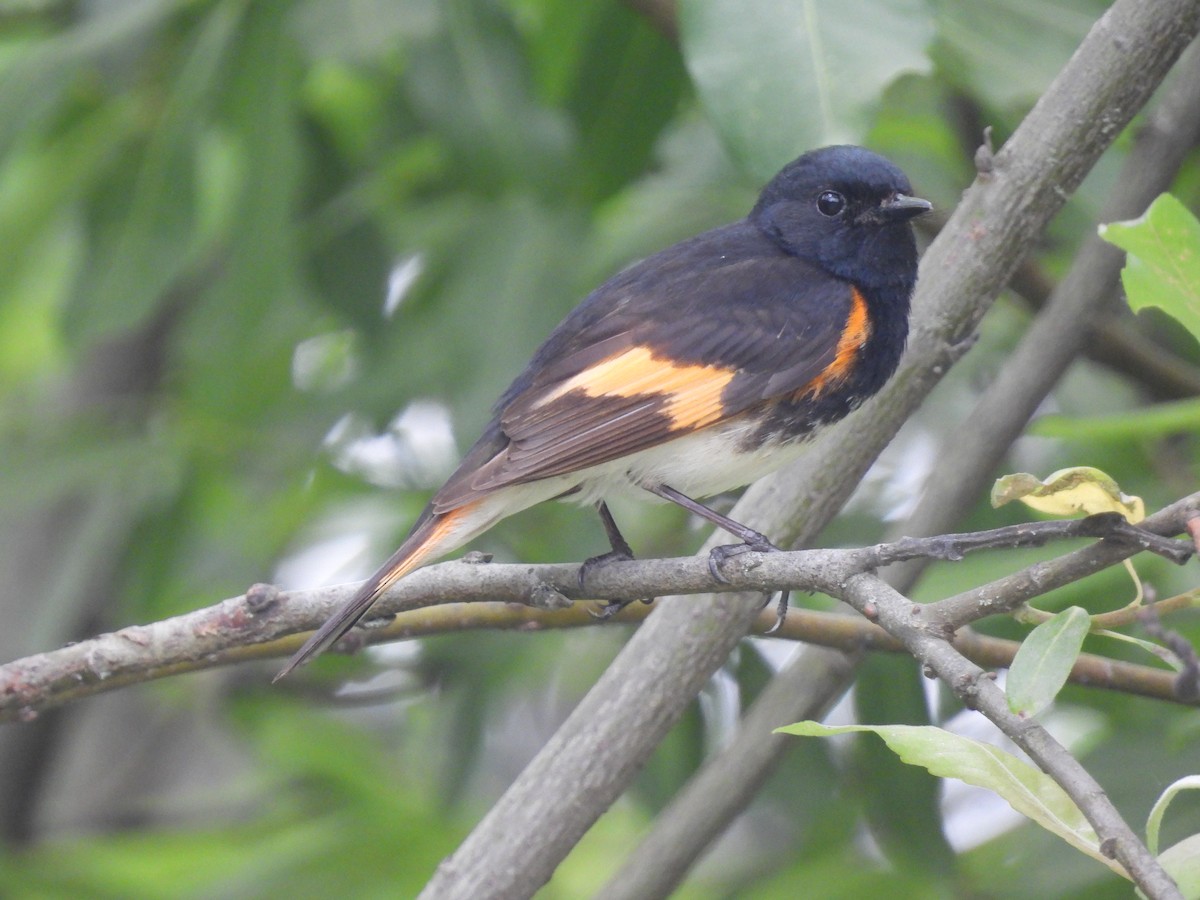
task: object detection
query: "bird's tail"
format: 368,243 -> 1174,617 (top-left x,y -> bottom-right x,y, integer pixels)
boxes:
273,503 -> 483,681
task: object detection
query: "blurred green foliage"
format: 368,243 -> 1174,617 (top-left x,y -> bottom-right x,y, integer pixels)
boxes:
0,0 -> 1198,897
1102,193 -> 1200,343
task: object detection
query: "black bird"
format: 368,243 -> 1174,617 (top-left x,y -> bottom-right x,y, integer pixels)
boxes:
276,145 -> 930,679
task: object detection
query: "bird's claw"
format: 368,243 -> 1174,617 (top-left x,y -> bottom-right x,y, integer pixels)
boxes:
577,549 -> 633,591
579,550 -> 653,618
764,590 -> 791,634
588,596 -> 655,620
706,535 -> 781,583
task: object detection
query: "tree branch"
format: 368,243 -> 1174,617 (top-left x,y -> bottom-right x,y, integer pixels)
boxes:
4,511 -> 1192,722
887,32 -> 1200,593
841,573 -> 1184,899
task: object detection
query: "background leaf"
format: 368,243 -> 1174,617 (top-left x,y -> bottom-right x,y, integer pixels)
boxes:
1007,606 -> 1091,717
1031,399 -> 1200,442
779,721 -> 1128,878
679,0 -> 934,178
930,0 -> 1103,108
1157,833 -> 1200,898
1146,775 -> 1200,856
1100,193 -> 1200,344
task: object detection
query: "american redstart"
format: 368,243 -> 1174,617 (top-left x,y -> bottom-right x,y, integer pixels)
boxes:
276,145 -> 929,679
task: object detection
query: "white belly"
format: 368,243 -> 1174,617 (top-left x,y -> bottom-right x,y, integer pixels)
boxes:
566,419 -> 810,506
437,421 -> 810,555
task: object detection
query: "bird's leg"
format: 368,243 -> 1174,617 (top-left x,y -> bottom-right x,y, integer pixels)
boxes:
596,501 -> 635,561
646,483 -> 782,582
579,502 -> 652,619
649,484 -> 791,628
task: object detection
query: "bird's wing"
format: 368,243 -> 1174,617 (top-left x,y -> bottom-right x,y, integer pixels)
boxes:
431,240 -> 865,512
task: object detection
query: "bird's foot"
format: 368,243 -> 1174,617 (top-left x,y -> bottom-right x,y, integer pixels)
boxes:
706,532 -> 781,583
578,549 -> 655,619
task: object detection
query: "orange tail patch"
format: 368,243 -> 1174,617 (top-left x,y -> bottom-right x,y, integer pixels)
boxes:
274,502 -> 481,680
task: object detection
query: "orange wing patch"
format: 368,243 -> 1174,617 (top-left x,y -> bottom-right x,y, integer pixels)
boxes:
796,287 -> 871,399
535,345 -> 737,430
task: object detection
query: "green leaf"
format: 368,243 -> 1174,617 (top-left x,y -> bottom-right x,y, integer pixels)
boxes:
0,0 -> 186,160
854,657 -> 956,875
1095,629 -> 1183,670
932,0 -> 1100,109
406,0 -> 572,192
1157,834 -> 1200,898
1146,775 -> 1200,855
66,2 -> 246,343
1031,399 -> 1200,442
1007,607 -> 1091,717
778,721 -> 1129,878
178,2 -> 308,421
679,0 -> 934,179
1147,777 -> 1200,899
0,100 -> 136,296
1099,193 -> 1200,345
534,2 -> 690,202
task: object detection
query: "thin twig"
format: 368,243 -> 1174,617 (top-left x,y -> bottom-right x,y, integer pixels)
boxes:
929,492 -> 1200,629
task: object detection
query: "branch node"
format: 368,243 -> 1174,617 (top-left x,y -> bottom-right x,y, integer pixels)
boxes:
528,582 -> 573,611
244,582 -> 280,613
974,125 -> 996,176
1138,605 -> 1200,701
931,537 -> 966,561
1186,516 -> 1200,554
955,670 -> 990,709
1081,513 -> 1194,564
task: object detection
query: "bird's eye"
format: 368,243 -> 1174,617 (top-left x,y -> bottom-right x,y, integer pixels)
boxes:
816,190 -> 845,217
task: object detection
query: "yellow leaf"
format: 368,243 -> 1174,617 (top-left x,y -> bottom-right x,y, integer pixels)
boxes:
991,467 -> 1144,523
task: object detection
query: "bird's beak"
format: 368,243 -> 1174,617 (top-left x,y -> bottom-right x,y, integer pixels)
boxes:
879,193 -> 933,222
